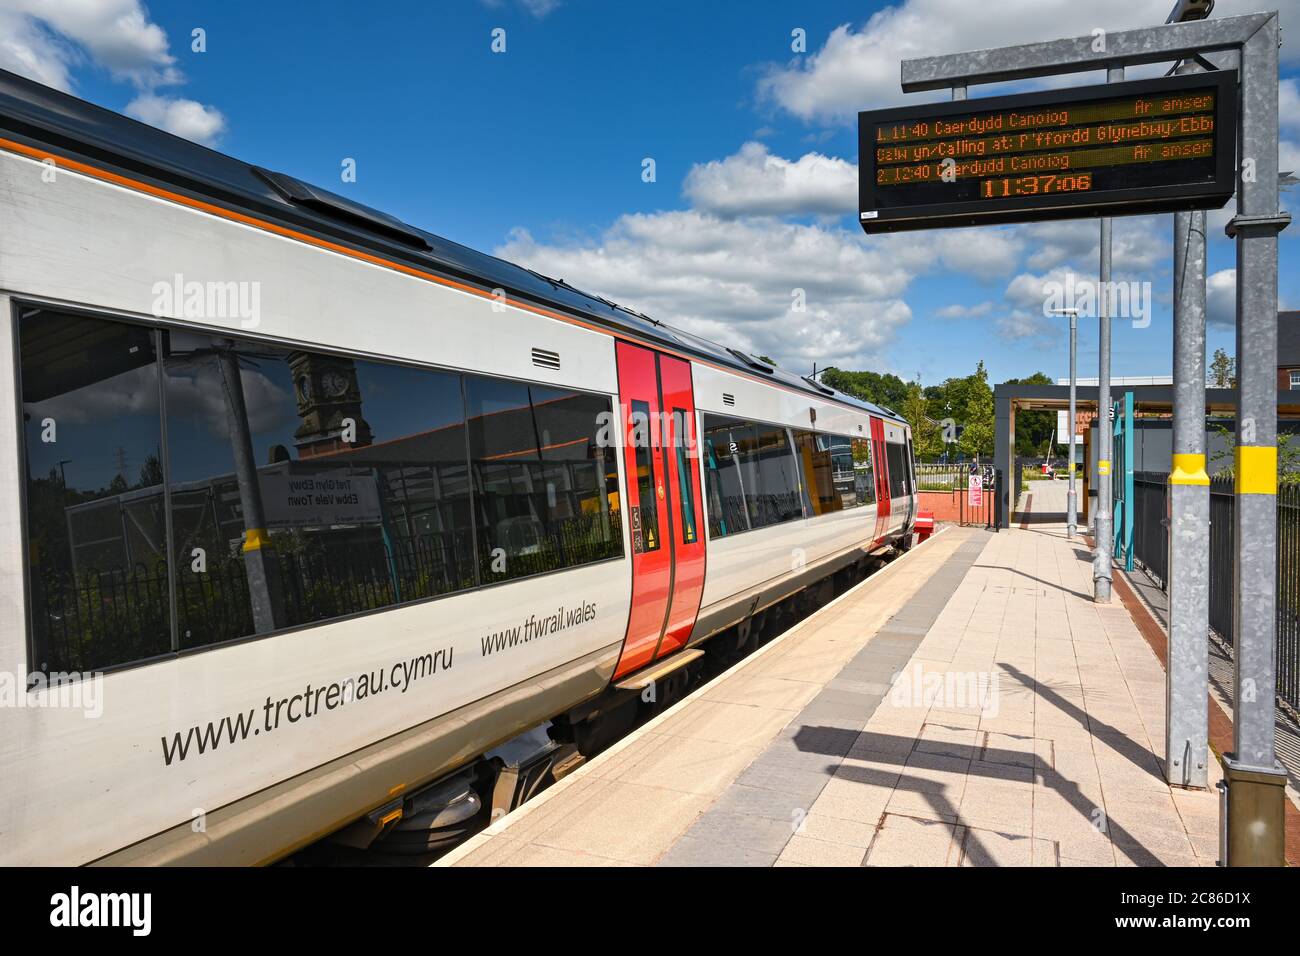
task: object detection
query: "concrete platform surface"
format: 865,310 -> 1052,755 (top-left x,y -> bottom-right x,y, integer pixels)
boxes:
437,522 -> 1223,867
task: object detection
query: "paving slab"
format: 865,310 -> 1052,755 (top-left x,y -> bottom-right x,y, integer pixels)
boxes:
438,516 -> 1221,867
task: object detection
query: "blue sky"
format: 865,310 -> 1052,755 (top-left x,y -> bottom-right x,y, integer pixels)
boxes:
4,0 -> 1299,388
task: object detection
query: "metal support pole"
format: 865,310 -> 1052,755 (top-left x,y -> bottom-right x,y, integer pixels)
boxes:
1223,13 -> 1288,865
1168,174 -> 1210,788
1093,65 -> 1122,603
893,3 -> 1287,865
1068,313 -> 1077,540
1166,58 -> 1211,790
216,340 -> 285,635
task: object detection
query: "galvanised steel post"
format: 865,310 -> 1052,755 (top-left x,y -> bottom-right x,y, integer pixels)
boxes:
1095,66 -> 1122,604
1068,312 -> 1077,540
1223,13 -> 1288,865
216,340 -> 285,634
896,10 -> 1287,859
1166,61 -> 1211,791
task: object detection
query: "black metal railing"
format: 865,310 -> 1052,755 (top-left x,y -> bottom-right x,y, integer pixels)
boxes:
1130,470 -> 1300,715
31,514 -> 624,672
1132,472 -> 1170,587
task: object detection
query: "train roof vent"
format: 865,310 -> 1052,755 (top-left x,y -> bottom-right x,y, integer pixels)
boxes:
726,348 -> 775,374
252,167 -> 432,251
531,347 -> 561,371
722,392 -> 735,407
802,374 -> 835,396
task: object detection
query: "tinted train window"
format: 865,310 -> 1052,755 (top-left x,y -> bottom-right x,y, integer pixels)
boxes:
793,431 -> 860,515
20,310 -> 170,672
673,408 -> 698,544
750,424 -> 803,528
701,414 -> 803,537
161,331 -> 477,647
701,416 -> 751,537
885,441 -> 909,499
17,306 -> 624,674
467,377 -> 622,579
853,437 -> 876,506
627,400 -> 660,553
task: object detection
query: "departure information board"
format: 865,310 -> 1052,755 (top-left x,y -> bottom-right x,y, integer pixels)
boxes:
859,71 -> 1237,234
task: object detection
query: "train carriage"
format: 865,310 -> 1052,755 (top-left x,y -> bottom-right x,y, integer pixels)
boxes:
0,69 -> 916,865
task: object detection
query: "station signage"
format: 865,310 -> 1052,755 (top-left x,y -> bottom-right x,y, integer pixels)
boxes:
859,71 -> 1237,234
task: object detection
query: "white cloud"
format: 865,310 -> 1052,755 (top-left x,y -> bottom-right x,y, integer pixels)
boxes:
3,0 -> 177,87
758,0 -> 1300,124
936,301 -> 993,319
0,0 -> 226,144
683,142 -> 856,217
126,93 -> 225,145
1207,268 -> 1236,327
0,9 -> 76,91
479,0 -> 561,17
496,213 -> 928,371
929,228 -> 1022,277
519,0 -> 561,16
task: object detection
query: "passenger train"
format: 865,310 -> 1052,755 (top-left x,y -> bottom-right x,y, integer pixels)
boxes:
0,69 -> 917,865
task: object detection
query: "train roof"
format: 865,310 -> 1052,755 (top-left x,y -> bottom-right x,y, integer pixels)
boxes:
0,68 -> 906,426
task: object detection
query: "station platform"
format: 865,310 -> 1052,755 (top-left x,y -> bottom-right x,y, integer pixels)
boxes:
437,517 -> 1229,867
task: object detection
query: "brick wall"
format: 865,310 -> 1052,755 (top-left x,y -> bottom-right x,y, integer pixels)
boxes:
917,489 -> 964,522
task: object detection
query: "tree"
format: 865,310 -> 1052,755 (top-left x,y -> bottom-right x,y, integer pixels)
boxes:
1208,348 -> 1236,388
901,381 -> 942,460
819,367 -> 910,411
1004,371 -> 1055,456
923,361 -> 995,458
139,453 -> 165,488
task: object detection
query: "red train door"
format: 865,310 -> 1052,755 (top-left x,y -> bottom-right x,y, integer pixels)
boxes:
613,342 -> 707,680
871,416 -> 891,545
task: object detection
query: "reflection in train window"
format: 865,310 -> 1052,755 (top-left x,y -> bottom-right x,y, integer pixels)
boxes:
886,441 -> 909,499
701,414 -> 803,538
20,310 -> 170,672
793,430 -> 861,515
16,306 -> 624,673
673,408 -> 698,544
853,437 -> 876,506
161,331 -> 476,648
467,376 -> 622,578
626,399 -> 660,553
701,416 -> 752,538
749,423 -> 803,528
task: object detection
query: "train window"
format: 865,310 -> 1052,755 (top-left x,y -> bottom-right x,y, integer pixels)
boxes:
852,437 -> 876,506
672,408 -> 698,544
701,414 -> 803,537
701,415 -> 752,537
626,399 -> 660,553
467,377 -> 623,575
162,331 -> 477,647
793,430 -> 859,515
16,307 -> 625,673
886,441 -> 908,499
19,309 -> 171,672
749,424 -> 803,528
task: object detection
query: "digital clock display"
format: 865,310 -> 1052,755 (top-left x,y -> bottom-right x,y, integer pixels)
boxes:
858,72 -> 1236,234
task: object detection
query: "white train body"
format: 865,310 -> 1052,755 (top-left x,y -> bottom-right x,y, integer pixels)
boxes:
0,71 -> 916,865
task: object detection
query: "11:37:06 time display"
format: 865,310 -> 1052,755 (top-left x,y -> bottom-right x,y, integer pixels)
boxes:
980,173 -> 1092,198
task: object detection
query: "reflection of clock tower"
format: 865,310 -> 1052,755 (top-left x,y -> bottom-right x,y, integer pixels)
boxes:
287,352 -> 373,458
